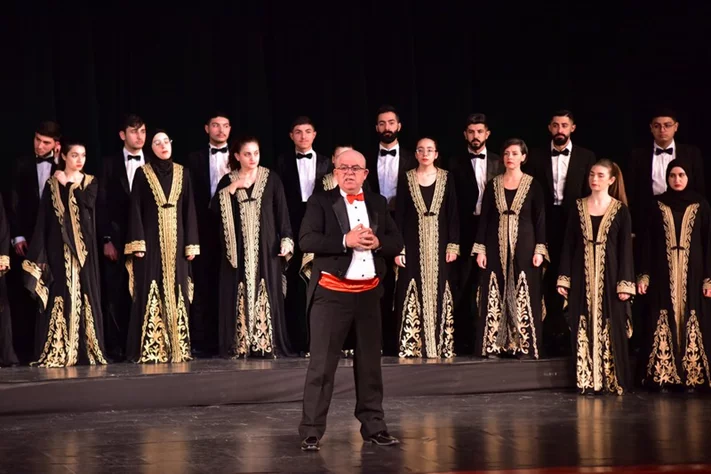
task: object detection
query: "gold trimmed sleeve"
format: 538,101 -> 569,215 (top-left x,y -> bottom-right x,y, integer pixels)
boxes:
471,243 -> 486,256
446,243 -> 460,256
281,237 -> 294,262
637,274 -> 650,287
616,280 -> 636,295
534,244 -> 549,262
0,255 -> 9,269
22,260 -> 49,310
185,245 -> 201,258
704,278 -> 711,292
124,240 -> 146,254
557,275 -> 571,289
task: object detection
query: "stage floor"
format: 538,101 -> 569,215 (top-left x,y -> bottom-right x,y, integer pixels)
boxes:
1,390 -> 710,473
0,357 -> 574,415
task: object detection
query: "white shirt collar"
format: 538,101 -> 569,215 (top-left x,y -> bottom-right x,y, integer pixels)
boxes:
654,139 -> 676,152
550,139 -> 573,154
296,148 -> 315,156
469,146 -> 487,157
123,148 -> 143,160
209,143 -> 228,151
379,143 -> 400,153
340,187 -> 364,199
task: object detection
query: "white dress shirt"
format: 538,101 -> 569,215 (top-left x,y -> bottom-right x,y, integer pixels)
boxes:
341,188 -> 376,280
14,154 -> 56,246
470,147 -> 488,215
209,144 -> 231,198
551,140 -> 573,206
652,139 -> 676,196
377,143 -> 400,207
123,148 -> 145,191
296,148 -> 317,202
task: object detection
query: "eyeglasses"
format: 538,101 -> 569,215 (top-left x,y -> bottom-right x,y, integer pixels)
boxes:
416,147 -> 437,155
153,138 -> 173,146
652,122 -> 676,130
335,165 -> 366,174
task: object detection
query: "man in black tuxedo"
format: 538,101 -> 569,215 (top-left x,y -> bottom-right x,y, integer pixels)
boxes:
526,110 -> 596,356
448,113 -> 502,354
8,121 -> 61,362
627,108 -> 705,235
365,105 -> 416,355
298,149 -> 403,451
184,111 -> 233,356
275,116 -> 332,355
97,114 -> 147,361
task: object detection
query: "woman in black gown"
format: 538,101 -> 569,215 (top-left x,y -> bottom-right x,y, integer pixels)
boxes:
473,138 -> 547,359
23,140 -> 107,367
125,129 -> 199,364
394,137 -> 459,358
211,136 -> 296,358
0,194 -> 18,366
637,159 -> 711,391
557,159 -> 635,395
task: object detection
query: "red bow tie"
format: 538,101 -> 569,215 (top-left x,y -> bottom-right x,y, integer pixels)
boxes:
346,193 -> 364,204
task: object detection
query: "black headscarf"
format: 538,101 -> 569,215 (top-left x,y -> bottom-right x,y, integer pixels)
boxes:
657,159 -> 703,212
146,128 -> 173,176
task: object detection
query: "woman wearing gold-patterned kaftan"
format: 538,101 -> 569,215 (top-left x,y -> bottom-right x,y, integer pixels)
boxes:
211,138 -> 296,358
23,142 -> 107,367
472,139 -> 547,359
557,160 -> 635,395
394,138 -> 459,358
125,130 -> 199,364
637,159 -> 711,390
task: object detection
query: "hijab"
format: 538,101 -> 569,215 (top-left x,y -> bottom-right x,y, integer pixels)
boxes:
146,128 -> 173,176
657,159 -> 704,212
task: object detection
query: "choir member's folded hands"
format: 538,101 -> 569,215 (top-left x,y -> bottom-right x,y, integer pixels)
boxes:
557,286 -> 568,297
532,254 -> 543,267
618,293 -> 630,301
476,253 -> 486,269
637,282 -> 648,295
446,252 -> 457,263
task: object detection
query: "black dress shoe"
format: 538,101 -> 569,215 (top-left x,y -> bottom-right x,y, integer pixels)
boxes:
367,431 -> 400,446
300,436 -> 320,451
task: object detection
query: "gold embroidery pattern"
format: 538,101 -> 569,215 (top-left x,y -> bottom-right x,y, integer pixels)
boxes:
322,173 -> 336,191
482,272 -> 503,356
300,253 -> 314,281
704,278 -> 711,292
493,174 -> 532,278
64,244 -> 81,367
83,294 -> 107,365
232,282 -> 248,358
682,310 -> 711,387
218,187 -> 239,268
646,309 -> 682,385
471,243 -> 486,256
33,297 -> 67,367
578,197 -> 621,392
281,237 -> 294,262
616,280 -> 636,295
446,244 -> 460,256
637,274 -> 650,286
187,277 -> 194,304
22,260 -> 48,309
398,279 -> 423,358
49,177 -> 65,226
185,245 -> 200,257
660,202 -> 698,350
557,275 -> 571,289
68,180 -> 88,267
174,289 -> 192,362
576,314 -> 593,391
251,279 -> 274,355
406,168 -> 448,358
602,320 -> 623,394
438,282 -> 455,358
138,280 -> 169,363
124,240 -> 146,254
0,255 -> 10,268
534,244 -> 549,261
515,271 -> 539,358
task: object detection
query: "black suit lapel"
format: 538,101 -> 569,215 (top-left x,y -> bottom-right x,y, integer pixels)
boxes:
331,190 -> 351,235
563,147 -> 580,202
316,153 -> 330,179
200,149 -> 211,199
543,152 -> 555,197
486,153 -> 500,182
364,192 -> 379,234
367,153 -> 380,193
116,154 -> 130,195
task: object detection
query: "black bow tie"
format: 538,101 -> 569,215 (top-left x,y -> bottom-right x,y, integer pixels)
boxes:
469,153 -> 486,160
380,148 -> 397,157
551,148 -> 570,157
655,147 -> 673,156
211,147 -> 228,154
126,154 -> 141,161
296,152 -> 313,160
36,153 -> 53,164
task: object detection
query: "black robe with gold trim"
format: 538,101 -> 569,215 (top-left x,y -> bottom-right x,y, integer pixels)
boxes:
124,162 -> 199,363
23,175 -> 107,367
557,198 -> 635,394
472,174 -> 547,359
638,199 -> 711,388
0,193 -> 18,366
210,167 -> 296,358
394,169 -> 459,358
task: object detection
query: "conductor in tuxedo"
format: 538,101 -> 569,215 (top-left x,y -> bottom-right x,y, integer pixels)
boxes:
525,110 -> 596,356
8,121 -> 61,362
448,113 -> 502,353
98,114 -> 147,360
627,108 -> 705,235
274,116 -> 332,355
298,149 -> 403,451
365,105 -> 417,355
184,111 -> 233,356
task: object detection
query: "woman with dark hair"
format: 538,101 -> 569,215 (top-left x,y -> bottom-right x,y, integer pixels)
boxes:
0,193 -> 19,366
638,159 -> 711,391
473,138 -> 547,359
557,159 -> 635,395
23,140 -> 107,367
393,137 -> 459,358
210,136 -> 295,358
124,129 -> 199,364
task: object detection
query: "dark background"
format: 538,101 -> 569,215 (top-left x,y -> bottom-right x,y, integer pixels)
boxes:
1,2 -> 709,184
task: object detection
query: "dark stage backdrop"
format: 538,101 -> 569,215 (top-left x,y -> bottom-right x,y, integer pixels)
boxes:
1,3 -> 709,188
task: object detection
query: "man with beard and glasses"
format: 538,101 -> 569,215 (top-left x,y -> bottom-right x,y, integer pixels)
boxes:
366,105 -> 416,355
447,113 -> 502,354
525,109 -> 596,357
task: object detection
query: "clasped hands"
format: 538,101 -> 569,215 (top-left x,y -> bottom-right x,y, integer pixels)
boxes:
346,224 -> 379,251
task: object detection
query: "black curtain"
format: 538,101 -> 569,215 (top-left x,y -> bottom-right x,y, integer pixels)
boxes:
1,3 -> 709,185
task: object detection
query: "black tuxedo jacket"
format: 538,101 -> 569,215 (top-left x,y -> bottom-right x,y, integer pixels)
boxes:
526,144 -> 596,215
10,157 -> 58,242
97,152 -> 137,250
365,146 -> 417,194
627,143 -> 705,232
184,147 -> 226,240
274,151 -> 332,249
449,152 -> 503,251
299,188 -> 403,310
